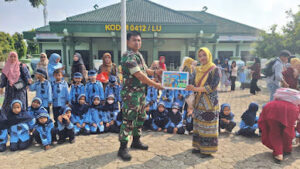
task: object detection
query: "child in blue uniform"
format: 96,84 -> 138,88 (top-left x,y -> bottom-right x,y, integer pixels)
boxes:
87,95 -> 106,134
219,103 -> 236,133
33,109 -> 56,150
72,94 -> 90,135
69,72 -> 85,105
160,89 -> 174,112
166,103 -> 185,134
105,76 -> 121,104
86,70 -> 105,105
28,97 -> 44,119
52,69 -> 69,127
236,103 -> 259,137
103,94 -> 120,133
146,83 -> 158,114
57,106 -> 75,144
30,68 -> 52,113
152,102 -> 169,132
8,100 -> 35,151
173,90 -> 187,111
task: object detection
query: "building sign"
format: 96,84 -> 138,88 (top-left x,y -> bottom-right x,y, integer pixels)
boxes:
105,24 -> 162,32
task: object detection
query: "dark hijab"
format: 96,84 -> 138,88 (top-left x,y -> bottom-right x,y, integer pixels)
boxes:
71,94 -> 89,118
73,53 -> 84,66
241,103 -> 259,126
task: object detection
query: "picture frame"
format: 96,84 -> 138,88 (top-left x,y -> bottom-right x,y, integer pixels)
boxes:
162,71 -> 189,90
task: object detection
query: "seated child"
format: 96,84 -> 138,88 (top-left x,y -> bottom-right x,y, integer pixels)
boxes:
30,68 -> 52,113
166,103 -> 185,134
152,102 -> 169,132
72,94 -> 90,135
219,103 -> 236,133
174,90 -> 187,111
237,103 -> 259,137
52,69 -> 69,127
87,95 -> 106,134
8,100 -> 35,151
69,72 -> 85,105
86,70 -> 105,105
33,109 -> 56,150
103,94 -> 120,133
57,106 -> 75,144
160,89 -> 174,112
28,97 -> 44,119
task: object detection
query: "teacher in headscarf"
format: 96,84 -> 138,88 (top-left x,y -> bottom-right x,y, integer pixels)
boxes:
98,53 -> 118,89
186,47 -> 220,158
0,52 -> 32,115
48,53 -> 63,82
36,53 -> 49,71
71,52 -> 87,84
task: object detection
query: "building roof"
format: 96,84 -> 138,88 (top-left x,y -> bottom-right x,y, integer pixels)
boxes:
67,0 -> 202,24
181,11 -> 261,35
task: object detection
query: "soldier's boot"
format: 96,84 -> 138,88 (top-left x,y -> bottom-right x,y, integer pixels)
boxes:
118,141 -> 132,161
130,136 -> 148,150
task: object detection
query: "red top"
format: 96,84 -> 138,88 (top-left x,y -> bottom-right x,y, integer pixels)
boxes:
283,67 -> 298,89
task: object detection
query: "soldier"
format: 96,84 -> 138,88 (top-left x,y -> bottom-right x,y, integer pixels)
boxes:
118,31 -> 163,161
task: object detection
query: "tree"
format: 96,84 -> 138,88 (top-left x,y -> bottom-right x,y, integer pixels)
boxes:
5,0 -> 44,7
0,32 -> 15,61
12,33 -> 27,58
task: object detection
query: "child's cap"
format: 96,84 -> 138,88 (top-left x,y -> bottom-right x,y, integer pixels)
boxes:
77,94 -> 86,102
32,97 -> 42,105
88,70 -> 97,77
221,103 -> 230,112
60,106 -> 72,115
73,72 -> 82,78
158,102 -> 165,107
92,95 -> 100,101
36,68 -> 48,79
11,99 -> 22,109
109,76 -> 117,84
36,108 -> 49,119
107,94 -> 115,99
172,102 -> 180,110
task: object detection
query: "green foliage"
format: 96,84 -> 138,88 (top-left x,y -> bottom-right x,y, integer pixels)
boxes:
255,6 -> 300,58
5,0 -> 44,8
12,33 -> 27,58
0,32 -> 15,61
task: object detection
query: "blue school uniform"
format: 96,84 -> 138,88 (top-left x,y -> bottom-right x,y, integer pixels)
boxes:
71,94 -> 90,135
27,97 -> 44,124
237,103 -> 259,137
87,107 -> 106,133
86,81 -> 105,104
166,103 -> 185,134
160,89 -> 174,109
57,106 -> 75,144
52,80 -> 69,125
105,84 -> 122,103
182,110 -> 193,132
34,111 -> 56,147
30,80 -> 52,109
146,86 -> 158,111
69,83 -> 85,105
0,129 -> 8,152
152,104 -> 169,130
219,104 -> 236,132
102,101 -> 120,133
173,90 -> 187,108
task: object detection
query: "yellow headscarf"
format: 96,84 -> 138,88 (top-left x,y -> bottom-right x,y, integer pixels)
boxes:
195,47 -> 216,87
291,58 -> 300,67
182,57 -> 195,73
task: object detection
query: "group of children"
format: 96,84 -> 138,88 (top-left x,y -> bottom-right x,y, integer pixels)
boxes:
0,67 -> 123,152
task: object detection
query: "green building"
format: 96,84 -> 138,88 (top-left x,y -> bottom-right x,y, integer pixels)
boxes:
23,0 -> 261,74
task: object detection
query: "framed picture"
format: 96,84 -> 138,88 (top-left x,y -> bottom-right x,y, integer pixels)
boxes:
162,71 -> 189,90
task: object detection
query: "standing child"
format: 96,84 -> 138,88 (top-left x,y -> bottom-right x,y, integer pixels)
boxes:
166,103 -> 185,134
87,95 -> 106,134
72,94 -> 90,135
86,70 -> 104,105
219,103 -> 236,133
57,106 -> 75,144
69,72 -> 85,105
152,102 -> 169,132
52,69 -> 69,126
28,97 -> 44,119
33,109 -> 56,150
103,94 -> 120,133
30,68 -> 52,113
105,76 -> 121,104
8,100 -> 35,151
173,90 -> 187,111
160,89 -> 174,112
236,103 -> 259,137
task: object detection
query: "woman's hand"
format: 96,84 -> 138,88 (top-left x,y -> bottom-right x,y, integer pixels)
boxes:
28,78 -> 33,84
185,85 -> 195,91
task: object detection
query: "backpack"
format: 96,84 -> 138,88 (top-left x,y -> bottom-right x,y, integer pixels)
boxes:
262,59 -> 278,77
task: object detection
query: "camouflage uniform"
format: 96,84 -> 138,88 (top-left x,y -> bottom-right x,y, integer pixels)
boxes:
119,50 -> 148,142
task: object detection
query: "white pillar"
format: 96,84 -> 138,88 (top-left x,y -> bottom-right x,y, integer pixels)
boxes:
121,0 -> 127,55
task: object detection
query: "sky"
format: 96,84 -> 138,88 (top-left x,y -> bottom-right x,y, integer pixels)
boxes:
0,0 -> 298,34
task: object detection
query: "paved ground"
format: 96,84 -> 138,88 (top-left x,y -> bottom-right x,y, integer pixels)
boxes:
1,81 -> 300,169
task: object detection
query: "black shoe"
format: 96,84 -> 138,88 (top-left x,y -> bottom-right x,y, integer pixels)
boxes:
200,153 -> 213,158
130,136 -> 148,150
192,149 -> 200,154
69,139 -> 75,144
118,142 -> 132,161
57,139 -> 65,144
